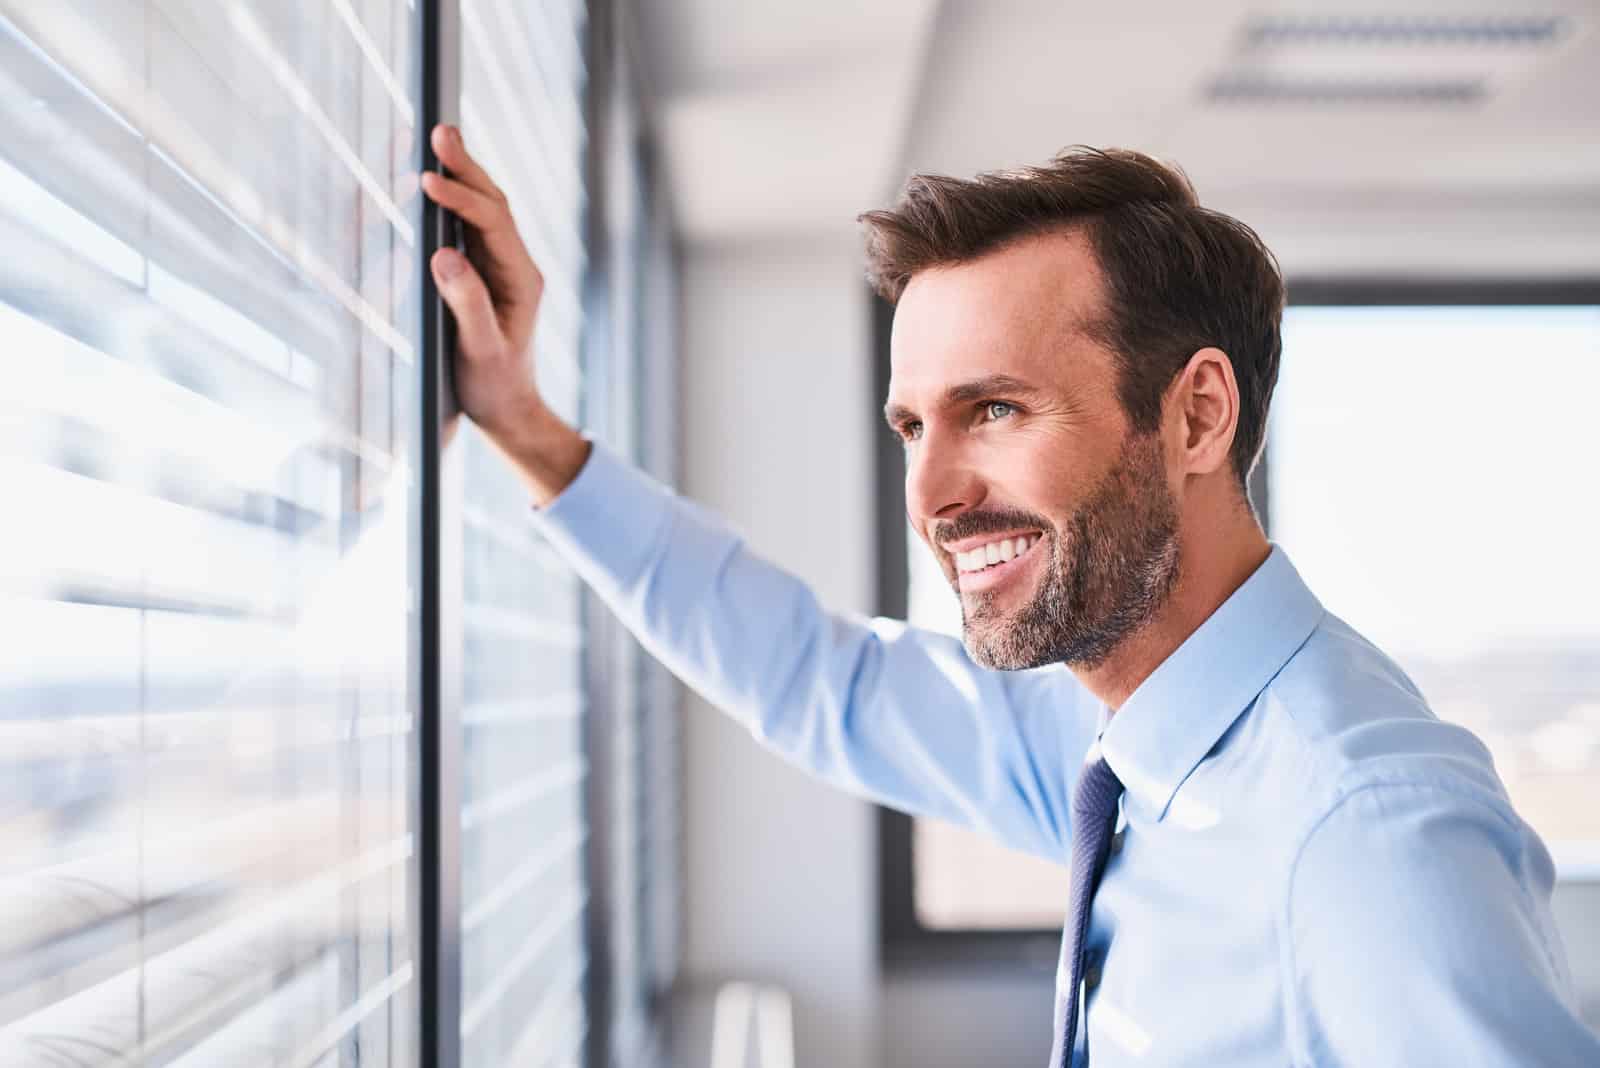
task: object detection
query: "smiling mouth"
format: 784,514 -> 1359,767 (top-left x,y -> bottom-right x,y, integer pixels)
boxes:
951,533 -> 1042,576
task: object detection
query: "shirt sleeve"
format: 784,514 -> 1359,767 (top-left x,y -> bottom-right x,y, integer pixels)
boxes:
528,438 -> 1097,861
1281,779 -> 1599,1067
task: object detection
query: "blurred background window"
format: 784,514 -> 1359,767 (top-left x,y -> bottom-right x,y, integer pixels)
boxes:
898,298 -> 1600,932
0,1 -> 424,1063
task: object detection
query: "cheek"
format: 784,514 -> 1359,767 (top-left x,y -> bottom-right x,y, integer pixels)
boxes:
993,416 -> 1128,519
986,445 -> 1087,523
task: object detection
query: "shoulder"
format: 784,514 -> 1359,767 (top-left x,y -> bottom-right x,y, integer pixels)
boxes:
1254,611 -> 1552,908
1254,610 -> 1509,813
1222,612 -> 1582,1059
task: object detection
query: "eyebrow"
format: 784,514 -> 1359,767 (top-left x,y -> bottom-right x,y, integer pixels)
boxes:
883,374 -> 1045,429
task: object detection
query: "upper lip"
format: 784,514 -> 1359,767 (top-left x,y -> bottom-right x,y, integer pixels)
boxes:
940,530 -> 1043,555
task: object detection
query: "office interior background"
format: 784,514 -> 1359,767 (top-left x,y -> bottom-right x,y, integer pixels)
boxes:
1,1 -> 1596,1066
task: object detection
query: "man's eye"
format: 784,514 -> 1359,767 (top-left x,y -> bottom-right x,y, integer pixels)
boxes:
984,401 -> 1016,422
902,421 -> 923,442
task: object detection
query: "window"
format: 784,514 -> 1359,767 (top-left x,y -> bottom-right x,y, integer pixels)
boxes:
1,2 -> 683,1065
0,2 -> 424,1061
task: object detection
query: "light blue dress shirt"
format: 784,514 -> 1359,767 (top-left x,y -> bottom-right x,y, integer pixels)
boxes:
530,440 -> 1599,1067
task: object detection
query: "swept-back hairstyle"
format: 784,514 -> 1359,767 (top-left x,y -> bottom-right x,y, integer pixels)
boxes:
859,147 -> 1285,485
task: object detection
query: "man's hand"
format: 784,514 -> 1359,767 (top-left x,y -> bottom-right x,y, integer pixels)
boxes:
421,123 -> 589,505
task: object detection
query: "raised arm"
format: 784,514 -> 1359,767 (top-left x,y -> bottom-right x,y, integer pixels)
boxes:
533,438 -> 1097,860
421,123 -> 1097,862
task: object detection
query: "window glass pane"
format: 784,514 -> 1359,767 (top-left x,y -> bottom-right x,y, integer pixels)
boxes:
0,1 -> 422,1063
1270,304 -> 1600,868
456,1 -> 590,1065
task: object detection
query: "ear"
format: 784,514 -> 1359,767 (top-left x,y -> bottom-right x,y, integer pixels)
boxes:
1166,346 -> 1239,479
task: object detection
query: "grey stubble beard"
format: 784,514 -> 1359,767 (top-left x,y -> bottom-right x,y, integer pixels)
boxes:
960,432 -> 1182,672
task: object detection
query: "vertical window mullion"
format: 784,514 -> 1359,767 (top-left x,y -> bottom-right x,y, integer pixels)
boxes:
419,2 -> 463,1068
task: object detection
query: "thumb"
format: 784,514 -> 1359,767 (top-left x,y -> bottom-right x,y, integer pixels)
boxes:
431,248 -> 501,359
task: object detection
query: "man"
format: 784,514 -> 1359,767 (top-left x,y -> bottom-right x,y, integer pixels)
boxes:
420,124 -> 1598,1066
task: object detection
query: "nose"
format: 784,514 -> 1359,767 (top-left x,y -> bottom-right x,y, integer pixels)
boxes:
904,429 -> 986,532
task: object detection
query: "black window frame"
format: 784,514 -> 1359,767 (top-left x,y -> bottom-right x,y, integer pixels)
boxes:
874,276 -> 1600,966
419,1 -> 462,1065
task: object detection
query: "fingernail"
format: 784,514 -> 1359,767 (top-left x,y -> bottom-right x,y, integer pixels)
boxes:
449,125 -> 462,147
436,249 -> 465,279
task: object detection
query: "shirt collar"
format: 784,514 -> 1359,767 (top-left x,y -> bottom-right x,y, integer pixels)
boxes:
1095,544 -> 1325,823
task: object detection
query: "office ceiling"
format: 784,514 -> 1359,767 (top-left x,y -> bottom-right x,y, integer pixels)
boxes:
630,0 -> 1600,279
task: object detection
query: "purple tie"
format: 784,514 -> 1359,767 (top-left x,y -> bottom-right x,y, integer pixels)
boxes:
1047,752 -> 1124,1068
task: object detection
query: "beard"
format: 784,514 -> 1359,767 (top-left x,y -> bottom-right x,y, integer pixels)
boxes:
956,431 -> 1181,671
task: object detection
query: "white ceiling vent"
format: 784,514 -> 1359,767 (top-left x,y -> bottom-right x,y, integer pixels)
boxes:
1207,14 -> 1578,106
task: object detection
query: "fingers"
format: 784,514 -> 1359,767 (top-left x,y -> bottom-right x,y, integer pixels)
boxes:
431,124 -> 500,201
421,171 -> 507,230
430,248 -> 503,359
423,128 -> 535,275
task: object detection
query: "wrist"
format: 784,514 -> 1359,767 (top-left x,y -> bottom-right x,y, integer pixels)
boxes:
485,399 -> 591,507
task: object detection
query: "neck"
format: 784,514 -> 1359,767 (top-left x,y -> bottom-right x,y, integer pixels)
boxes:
1073,505 -> 1271,711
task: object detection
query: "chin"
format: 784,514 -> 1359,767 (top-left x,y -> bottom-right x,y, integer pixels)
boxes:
960,621 -> 1039,672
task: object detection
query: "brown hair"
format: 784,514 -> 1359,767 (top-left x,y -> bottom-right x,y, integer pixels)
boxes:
858,147 -> 1284,487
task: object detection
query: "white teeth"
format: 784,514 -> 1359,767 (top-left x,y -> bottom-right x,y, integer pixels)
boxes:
953,534 -> 1038,573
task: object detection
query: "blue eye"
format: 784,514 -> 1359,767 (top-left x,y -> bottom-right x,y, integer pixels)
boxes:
984,401 -> 1016,422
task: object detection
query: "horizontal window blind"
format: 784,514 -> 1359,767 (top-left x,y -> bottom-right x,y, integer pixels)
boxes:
0,2 -> 422,1065
456,1 -> 590,1066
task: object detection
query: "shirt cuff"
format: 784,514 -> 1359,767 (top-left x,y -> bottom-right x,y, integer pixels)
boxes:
528,435 -> 676,597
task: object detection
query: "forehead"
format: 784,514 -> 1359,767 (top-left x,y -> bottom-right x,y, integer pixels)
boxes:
887,228 -> 1112,402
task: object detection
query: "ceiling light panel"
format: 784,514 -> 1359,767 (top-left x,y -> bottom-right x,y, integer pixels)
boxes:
1208,13 -> 1581,106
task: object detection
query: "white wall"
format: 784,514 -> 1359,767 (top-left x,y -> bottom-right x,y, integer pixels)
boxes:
676,239 -> 881,1068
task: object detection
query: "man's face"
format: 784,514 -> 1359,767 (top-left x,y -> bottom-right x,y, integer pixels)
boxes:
885,229 -> 1182,671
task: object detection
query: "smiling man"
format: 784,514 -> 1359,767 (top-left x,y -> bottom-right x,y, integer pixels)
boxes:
421,124 -> 1598,1066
